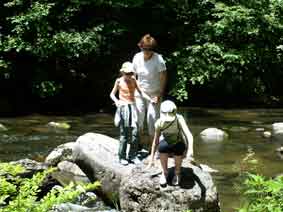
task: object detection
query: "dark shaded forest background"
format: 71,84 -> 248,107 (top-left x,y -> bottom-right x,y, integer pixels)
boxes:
0,0 -> 282,115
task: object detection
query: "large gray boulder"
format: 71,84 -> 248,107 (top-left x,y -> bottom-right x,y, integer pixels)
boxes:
45,142 -> 76,166
120,161 -> 219,212
57,161 -> 86,176
72,133 -> 220,212
73,133 -> 133,201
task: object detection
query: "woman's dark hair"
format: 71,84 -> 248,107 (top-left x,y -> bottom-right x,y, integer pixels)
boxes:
137,34 -> 157,50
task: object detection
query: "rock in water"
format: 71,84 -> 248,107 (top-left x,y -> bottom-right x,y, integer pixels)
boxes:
200,128 -> 228,142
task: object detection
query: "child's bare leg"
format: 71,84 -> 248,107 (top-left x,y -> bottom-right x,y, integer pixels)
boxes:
159,153 -> 169,175
172,155 -> 183,185
174,155 -> 183,175
159,153 -> 169,185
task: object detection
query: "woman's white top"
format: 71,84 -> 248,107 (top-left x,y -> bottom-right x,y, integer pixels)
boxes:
132,52 -> 166,95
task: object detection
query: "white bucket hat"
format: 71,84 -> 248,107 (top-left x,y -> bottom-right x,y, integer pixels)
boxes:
160,100 -> 177,122
120,62 -> 134,73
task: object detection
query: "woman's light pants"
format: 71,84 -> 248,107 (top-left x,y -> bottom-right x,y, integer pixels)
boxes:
135,95 -> 160,137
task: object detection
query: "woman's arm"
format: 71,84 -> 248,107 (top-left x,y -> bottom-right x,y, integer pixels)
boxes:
159,71 -> 167,98
110,79 -> 120,107
178,115 -> 194,157
135,78 -> 154,103
151,71 -> 167,104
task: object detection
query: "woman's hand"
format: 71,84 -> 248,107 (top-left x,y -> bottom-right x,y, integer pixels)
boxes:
151,96 -> 160,104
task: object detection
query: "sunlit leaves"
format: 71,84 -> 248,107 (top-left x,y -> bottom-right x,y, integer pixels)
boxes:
32,81 -> 62,98
0,162 -> 26,176
4,0 -> 24,8
239,174 -> 283,212
1,0 -> 283,102
168,0 -> 283,101
170,43 -> 240,100
212,3 -> 258,39
0,60 -> 11,79
0,163 -> 100,211
8,2 -> 54,34
2,0 -> 106,58
35,26 -> 104,58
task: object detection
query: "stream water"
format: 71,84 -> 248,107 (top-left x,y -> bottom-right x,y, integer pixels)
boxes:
0,108 -> 283,212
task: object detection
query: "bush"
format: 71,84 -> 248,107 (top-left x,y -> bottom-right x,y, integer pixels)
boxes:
233,148 -> 283,212
0,162 -> 100,212
238,174 -> 283,212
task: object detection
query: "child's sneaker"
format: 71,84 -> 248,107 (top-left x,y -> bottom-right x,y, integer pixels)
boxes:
119,159 -> 129,166
159,173 -> 167,186
172,174 -> 181,186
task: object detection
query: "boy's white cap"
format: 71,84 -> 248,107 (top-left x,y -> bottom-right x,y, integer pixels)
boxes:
160,100 -> 177,122
120,62 -> 134,73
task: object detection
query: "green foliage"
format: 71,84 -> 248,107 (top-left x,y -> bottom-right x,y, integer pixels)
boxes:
0,177 -> 17,205
3,1 -> 105,58
233,147 -> 283,212
45,27 -> 103,58
32,80 -> 62,98
169,43 -> 226,100
0,60 -> 10,71
0,162 -> 26,176
0,162 -> 100,212
0,0 -> 283,105
3,2 -> 55,53
1,0 -> 111,99
0,162 -> 25,205
232,147 -> 263,197
168,0 -> 283,101
238,174 -> 283,212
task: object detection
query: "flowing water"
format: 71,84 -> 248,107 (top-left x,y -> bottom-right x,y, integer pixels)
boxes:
0,108 -> 283,212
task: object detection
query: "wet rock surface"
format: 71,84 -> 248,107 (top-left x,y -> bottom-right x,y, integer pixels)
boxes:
73,133 -> 220,212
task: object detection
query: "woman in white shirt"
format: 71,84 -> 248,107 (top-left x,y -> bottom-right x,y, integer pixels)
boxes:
132,34 -> 167,147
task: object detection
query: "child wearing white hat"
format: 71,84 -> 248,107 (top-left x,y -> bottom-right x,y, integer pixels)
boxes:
110,62 -> 154,165
148,100 -> 194,186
